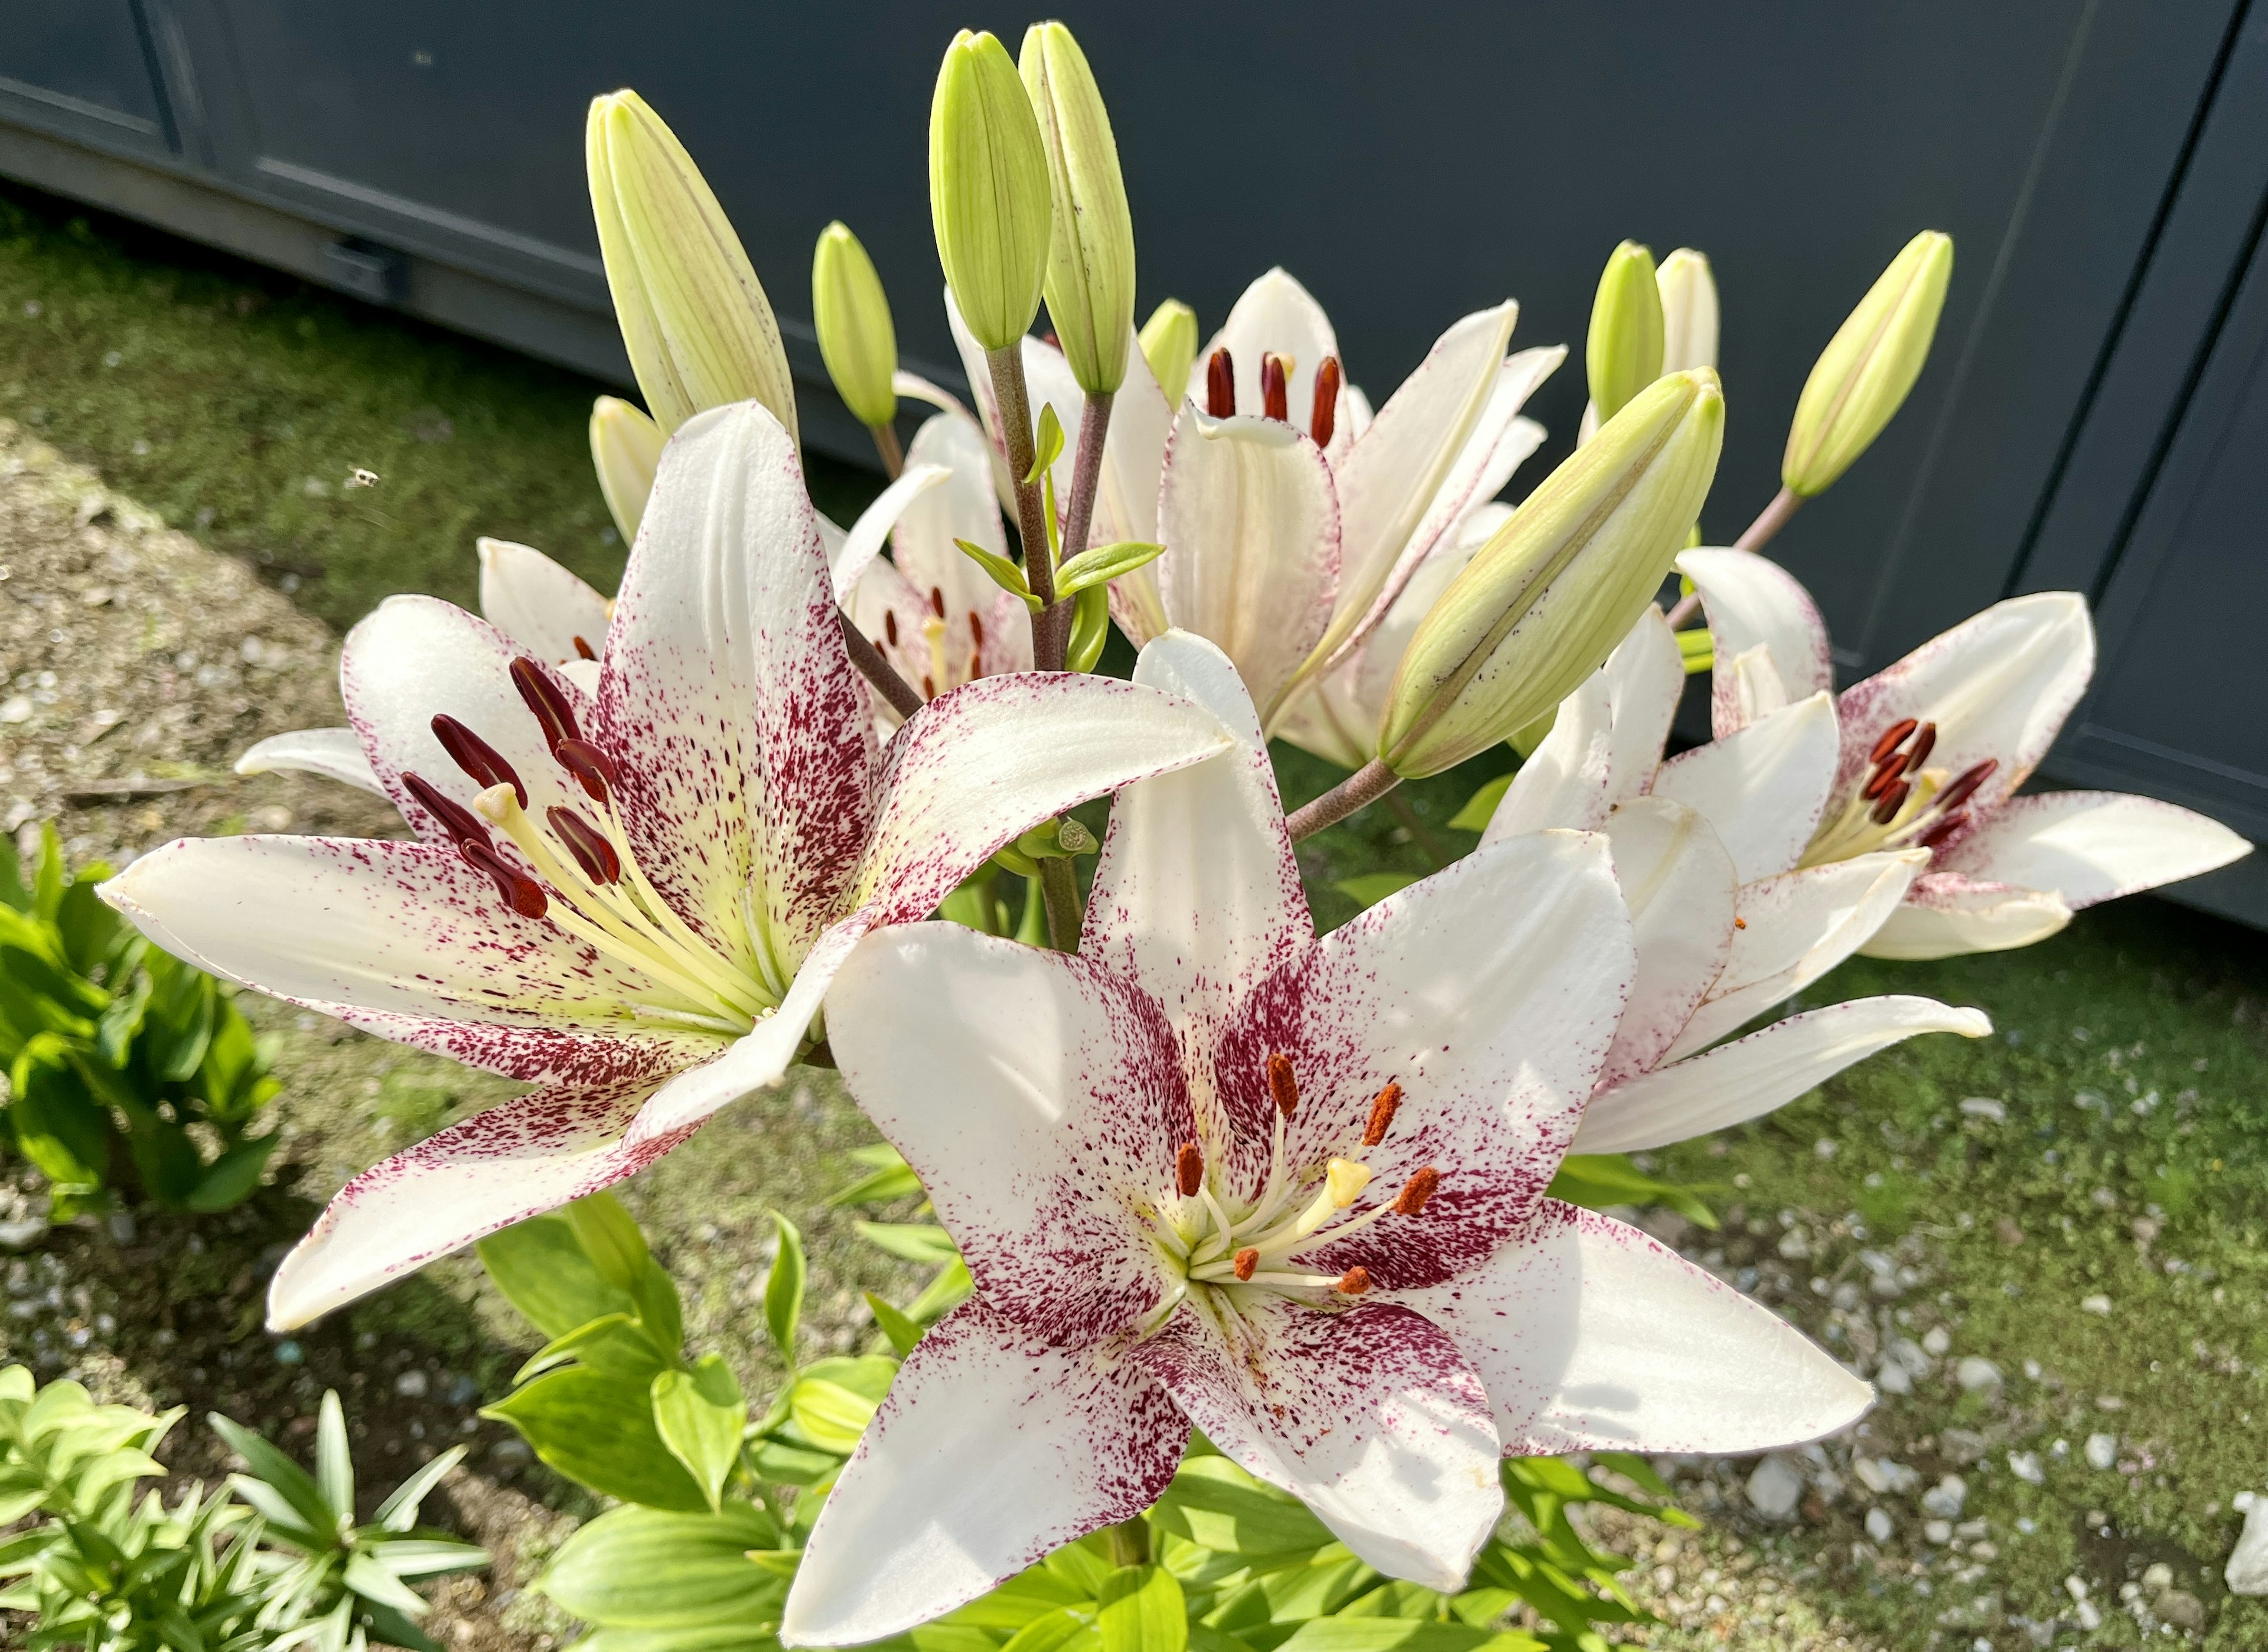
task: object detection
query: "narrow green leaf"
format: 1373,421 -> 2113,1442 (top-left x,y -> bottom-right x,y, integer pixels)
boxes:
207,1413 -> 335,1542
184,1131 -> 279,1213
1029,403 -> 1066,482
1066,582 -> 1112,672
1001,1607 -> 1103,1652
864,1292 -> 923,1356
765,1211 -> 807,1368
651,1356 -> 747,1511
786,1377 -> 876,1454
374,1445 -> 470,1532
904,1258 -> 975,1324
1099,1565 -> 1187,1652
954,538 -> 1042,611
1445,773 -> 1513,833
829,1162 -> 926,1207
1056,540 -> 1165,597
314,1390 -> 353,1524
1546,1154 -> 1720,1230
855,1222 -> 962,1266
565,1192 -> 651,1292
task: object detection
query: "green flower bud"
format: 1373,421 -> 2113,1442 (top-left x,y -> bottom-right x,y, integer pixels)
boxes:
1380,369 -> 1725,778
1139,299 -> 1199,407
930,29 -> 1053,354
1020,21 -> 1136,395
812,221 -> 898,429
1585,240 -> 1664,423
1656,247 -> 1718,372
589,395 -> 666,544
586,90 -> 798,444
1783,229 -> 1953,497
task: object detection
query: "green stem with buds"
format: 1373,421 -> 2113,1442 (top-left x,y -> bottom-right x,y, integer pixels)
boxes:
1286,757 -> 1402,843
986,345 -> 1067,672
1663,484 -> 1803,629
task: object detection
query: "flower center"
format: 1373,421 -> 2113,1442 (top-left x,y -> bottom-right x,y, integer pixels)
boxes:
1138,1056 -> 1430,1334
1204,347 -> 1342,448
402,656 -> 788,1040
875,589 -> 988,704
1800,716 -> 1998,868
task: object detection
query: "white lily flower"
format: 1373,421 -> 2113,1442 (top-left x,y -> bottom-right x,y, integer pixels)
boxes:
780,631 -> 1866,1646
1482,609 -> 1990,1155
943,271 -> 1563,723
105,403 -> 1232,1330
1681,549 -> 2252,959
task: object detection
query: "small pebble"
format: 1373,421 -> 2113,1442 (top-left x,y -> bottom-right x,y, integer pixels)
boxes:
1920,1474 -> 1968,1519
2228,1492 -> 2268,1595
1957,1096 -> 2007,1122
2084,1433 -> 2118,1471
1922,1327 -> 1951,1357
2080,1293 -> 2113,1315
1923,1519 -> 1953,1545
273,1339 -> 304,1366
2008,1451 -> 2044,1485
1865,1507 -> 1894,1543
1955,1356 -> 2002,1392
1745,1455 -> 1804,1521
395,1368 -> 430,1398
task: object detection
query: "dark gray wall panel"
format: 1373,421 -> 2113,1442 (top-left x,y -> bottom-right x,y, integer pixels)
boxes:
0,2 -> 168,147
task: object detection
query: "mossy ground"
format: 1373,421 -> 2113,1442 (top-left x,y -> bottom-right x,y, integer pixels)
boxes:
5,177 -> 2265,1648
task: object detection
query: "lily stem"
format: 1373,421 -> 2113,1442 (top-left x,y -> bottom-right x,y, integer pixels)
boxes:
1039,858 -> 1081,954
838,610 -> 926,721
869,419 -> 904,480
1060,387 -> 1116,597
1286,757 -> 1402,843
1104,1515 -> 1152,1568
1663,485 -> 1803,628
986,344 -> 1068,672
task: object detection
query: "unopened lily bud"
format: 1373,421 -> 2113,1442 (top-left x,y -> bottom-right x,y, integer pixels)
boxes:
1586,240 -> 1664,423
1019,21 -> 1135,395
930,30 -> 1052,353
1139,299 -> 1199,407
812,221 -> 898,429
1656,248 -> 1718,372
1783,229 -> 1953,497
589,396 -> 665,543
586,90 -> 797,444
1380,369 -> 1725,778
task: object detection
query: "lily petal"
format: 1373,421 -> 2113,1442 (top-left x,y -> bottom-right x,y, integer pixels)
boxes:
265,1067 -> 686,1329
827,462 -> 952,605
234,728 -> 384,796
1133,1296 -> 1502,1590
1934,790 -> 2250,909
1575,996 -> 1992,1155
1203,268 -> 1344,449
598,402 -> 875,961
889,411 -> 1011,612
100,835 -> 706,1079
1859,872 -> 2073,960
783,1300 -> 1185,1647
1487,610 -> 1682,840
1650,692 -> 1839,884
1595,799 -> 1737,1089
1084,631 -> 1311,1059
1676,549 -> 1833,737
1409,1201 -> 1871,1455
1156,408 -> 1341,719
826,922 -> 1187,1344
1667,852 -> 1922,1058
1834,592 -> 2092,803
476,537 -> 614,666
1220,832 -> 1634,1286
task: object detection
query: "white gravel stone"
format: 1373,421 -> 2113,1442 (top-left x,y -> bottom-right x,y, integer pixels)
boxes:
2080,1293 -> 2113,1315
1746,1455 -> 1805,1520
394,1368 -> 429,1398
1853,1457 -> 1921,1495
2084,1433 -> 2119,1471
1922,1326 -> 1952,1356
1924,1519 -> 1953,1545
1958,1097 -> 2008,1122
2008,1451 -> 2044,1485
2229,1493 -> 2268,1595
1956,1356 -> 2003,1392
1920,1474 -> 1969,1519
1865,1507 -> 1895,1543
1875,1360 -> 1912,1396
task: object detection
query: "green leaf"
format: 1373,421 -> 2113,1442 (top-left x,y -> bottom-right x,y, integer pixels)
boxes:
6,1040 -> 109,1192
374,1445 -> 470,1532
1675,625 -> 1713,675
314,1390 -> 353,1524
746,1438 -> 839,1486
904,1259 -> 974,1324
185,1132 -> 278,1213
786,1377 -> 876,1454
482,1368 -> 710,1512
1066,583 -> 1112,673
1099,1565 -> 1187,1652
566,1192 -> 653,1291
829,1161 -> 925,1207
516,1313 -> 673,1384
1149,1457 -> 1332,1560
208,1413 -> 336,1543
651,1356 -> 747,1511
343,1549 -> 432,1617
1546,1154 -> 1720,1230
538,1503 -> 784,1630
855,1222 -> 962,1266
1029,403 -> 1066,483
1055,541 -> 1166,597
363,1537 -> 490,1578
477,1214 -> 638,1341
1271,1625 -> 1544,1652
1329,873 -> 1417,910
765,1212 -> 807,1368
864,1292 -> 923,1356
1445,774 -> 1513,833
956,538 -> 1041,611
1001,1607 -> 1103,1652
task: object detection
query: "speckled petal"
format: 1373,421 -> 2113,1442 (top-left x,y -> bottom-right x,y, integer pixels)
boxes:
1858,872 -> 2072,960
1595,798 -> 1736,1089
1650,691 -> 1839,884
1212,832 -> 1634,1289
1933,790 -> 2250,909
1405,1201 -> 1871,1454
827,462 -> 951,605
265,1066 -> 690,1328
100,834 -> 711,1081
826,922 -> 1190,1344
1132,1295 -> 1501,1589
1676,548 -> 1834,737
781,1299 -> 1185,1647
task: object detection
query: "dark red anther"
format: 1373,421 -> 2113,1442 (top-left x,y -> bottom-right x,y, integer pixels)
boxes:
1933,758 -> 1999,816
1393,1166 -> 1440,1216
1266,1052 -> 1299,1122
401,771 -> 493,849
510,657 -> 582,751
1336,1266 -> 1371,1295
930,585 -> 947,620
1176,1141 -> 1204,1198
1311,355 -> 1342,448
1233,1247 -> 1259,1281
1901,721 -> 1937,774
1863,762 -> 1905,801
553,738 -> 619,804
1869,718 -> 1920,765
1260,353 -> 1289,422
1916,811 -> 1969,851
572,635 -> 598,661
922,673 -> 937,699
1362,1082 -> 1402,1148
548,806 -> 622,885
1870,778 -> 1911,825
1205,348 -> 1236,418
460,839 -> 548,919
969,611 -> 985,648
430,714 -> 527,807
884,610 -> 900,648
